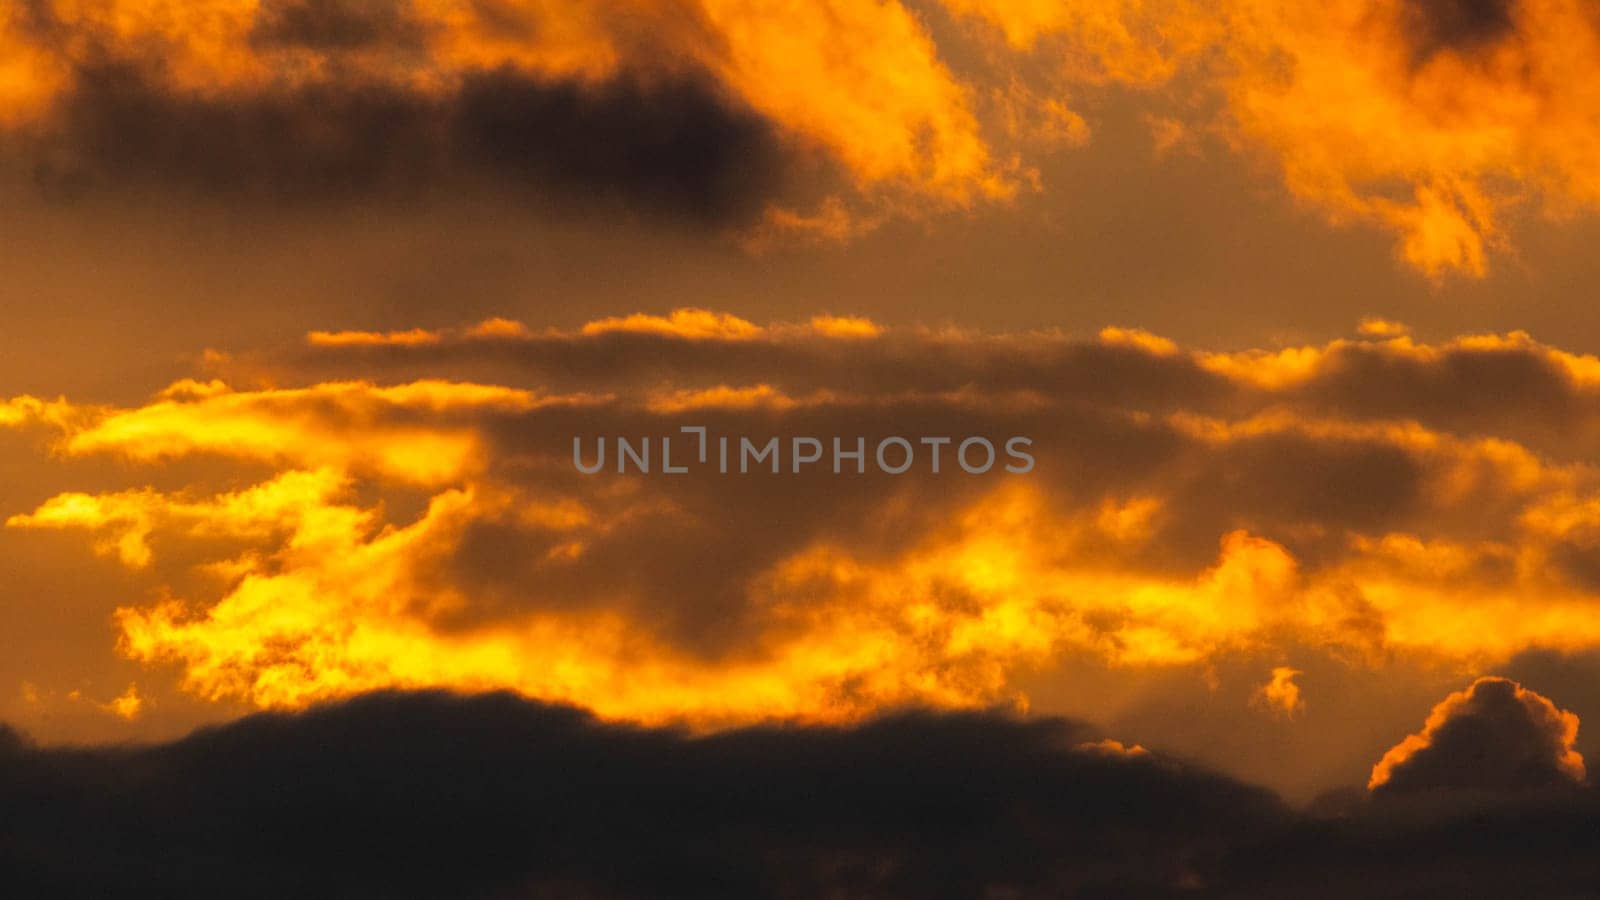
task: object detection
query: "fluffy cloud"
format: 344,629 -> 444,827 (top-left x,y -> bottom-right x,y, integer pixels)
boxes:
1370,676 -> 1586,793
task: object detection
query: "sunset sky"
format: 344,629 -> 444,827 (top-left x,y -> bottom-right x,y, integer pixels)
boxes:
5,1 -> 1600,896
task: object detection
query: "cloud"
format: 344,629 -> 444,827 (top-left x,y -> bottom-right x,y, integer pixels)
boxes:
17,316 -> 1600,725
1370,676 -> 1586,793
1254,666 -> 1306,719
248,0 -> 430,52
5,1 -> 1600,261
0,691 -> 1287,899
7,690 -> 1600,898
580,308 -> 767,340
1398,0 -> 1520,64
22,57 -> 788,223
0,0 -> 1009,225
50,379 -> 556,485
1212,0 -> 1600,276
943,0 -> 1600,275
1220,791 -> 1600,898
277,315 -> 1600,454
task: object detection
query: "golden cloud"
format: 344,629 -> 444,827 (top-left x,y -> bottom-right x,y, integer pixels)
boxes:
56,379 -> 551,485
10,314 -> 1600,729
1253,666 -> 1305,719
950,0 -> 1600,275
5,1 -> 1598,263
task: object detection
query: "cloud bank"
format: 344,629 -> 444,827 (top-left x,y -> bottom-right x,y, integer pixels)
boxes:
4,1 -> 1600,264
10,313 -> 1600,727
4,688 -> 1600,898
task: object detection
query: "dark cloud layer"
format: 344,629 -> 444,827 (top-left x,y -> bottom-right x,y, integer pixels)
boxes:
5,691 -> 1600,899
451,69 -> 786,223
1399,0 -> 1521,63
1220,793 -> 1600,900
18,62 -> 786,223
248,0 -> 430,51
7,0 -> 789,223
279,326 -> 1600,460
0,692 -> 1284,899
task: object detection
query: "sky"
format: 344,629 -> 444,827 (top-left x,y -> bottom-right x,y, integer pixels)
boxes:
5,0 -> 1600,895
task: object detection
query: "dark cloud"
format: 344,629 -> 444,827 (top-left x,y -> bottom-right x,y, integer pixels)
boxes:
287,332 -> 1244,411
405,395 -> 1449,649
0,691 -> 1286,899
1217,790 -> 1600,900
1372,677 -> 1586,796
447,401 -> 1038,650
0,724 -> 26,758
248,0 -> 430,51
8,691 -> 1600,899
1178,432 -> 1425,534
26,62 -> 439,201
1547,538 -> 1600,593
278,326 -> 1600,462
1504,650 -> 1600,761
1398,0 -> 1521,63
452,69 -> 787,223
16,59 -> 788,224
1294,338 -> 1591,453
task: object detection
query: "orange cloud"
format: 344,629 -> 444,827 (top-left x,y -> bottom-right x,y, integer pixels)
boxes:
304,309 -> 888,348
946,0 -> 1600,275
1253,666 -> 1305,719
16,317 -> 1600,729
1358,317 -> 1411,338
97,481 -> 1306,722
693,0 -> 1009,204
8,468 -> 352,568
101,683 -> 144,721
943,0 -> 1217,84
7,1 -> 1599,263
580,308 -> 764,341
308,328 -> 443,348
1369,676 -> 1585,792
807,315 -> 883,339
1236,2 -> 1591,274
644,384 -> 802,413
56,380 -> 548,485
2,0 -> 1012,221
